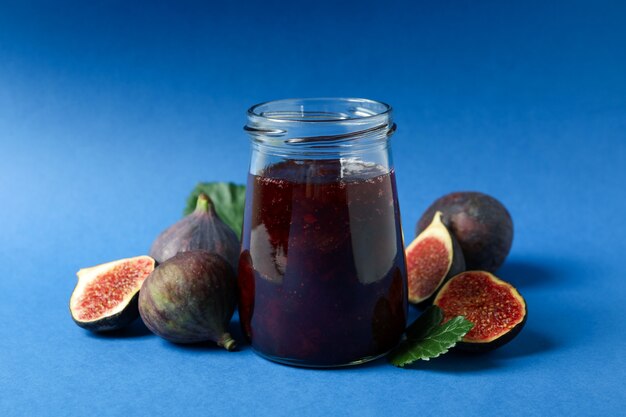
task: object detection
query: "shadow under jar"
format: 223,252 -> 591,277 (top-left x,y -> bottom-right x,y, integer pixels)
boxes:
238,98 -> 407,367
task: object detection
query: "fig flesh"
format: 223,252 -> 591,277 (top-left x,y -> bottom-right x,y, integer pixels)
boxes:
149,193 -> 240,272
138,250 -> 237,350
433,270 -> 526,352
416,192 -> 513,272
406,211 -> 465,306
69,256 -> 156,332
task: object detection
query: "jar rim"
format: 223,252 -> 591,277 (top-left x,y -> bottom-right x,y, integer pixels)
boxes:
245,98 -> 395,151
247,97 -> 392,125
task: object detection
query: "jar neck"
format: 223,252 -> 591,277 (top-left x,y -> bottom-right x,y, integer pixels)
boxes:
245,98 -> 395,158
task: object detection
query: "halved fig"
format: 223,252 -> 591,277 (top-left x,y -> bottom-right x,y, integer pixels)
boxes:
70,255 -> 156,332
433,270 -> 527,352
406,211 -> 465,306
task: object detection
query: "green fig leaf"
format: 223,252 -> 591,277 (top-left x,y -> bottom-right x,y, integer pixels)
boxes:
185,182 -> 246,237
389,310 -> 474,367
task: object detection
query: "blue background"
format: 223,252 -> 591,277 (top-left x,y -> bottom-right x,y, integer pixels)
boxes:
1,0 -> 625,415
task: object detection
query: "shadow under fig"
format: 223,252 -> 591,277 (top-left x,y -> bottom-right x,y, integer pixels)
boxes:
164,318 -> 249,352
406,351 -> 502,372
405,329 -> 557,373
86,318 -> 153,339
490,329 -> 556,359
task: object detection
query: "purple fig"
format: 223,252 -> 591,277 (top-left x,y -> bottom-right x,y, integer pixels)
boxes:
138,250 -> 237,350
417,192 -> 513,272
149,193 -> 240,271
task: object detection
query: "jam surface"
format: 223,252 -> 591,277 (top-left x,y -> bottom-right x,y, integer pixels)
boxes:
238,160 -> 407,366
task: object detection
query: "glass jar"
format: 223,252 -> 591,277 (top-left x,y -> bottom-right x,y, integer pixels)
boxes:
238,98 -> 407,367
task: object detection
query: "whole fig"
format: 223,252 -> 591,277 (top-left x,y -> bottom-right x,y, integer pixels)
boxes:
416,192 -> 513,272
138,250 -> 237,350
149,193 -> 240,271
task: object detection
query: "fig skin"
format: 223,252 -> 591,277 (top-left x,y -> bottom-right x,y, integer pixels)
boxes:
138,250 -> 237,350
406,211 -> 465,307
433,270 -> 527,352
457,310 -> 527,353
72,294 -> 140,332
417,192 -> 513,272
149,193 -> 240,272
69,256 -> 156,332
448,235 -> 466,285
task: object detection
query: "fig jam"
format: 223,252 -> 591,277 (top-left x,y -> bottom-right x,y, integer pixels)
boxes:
238,159 -> 407,366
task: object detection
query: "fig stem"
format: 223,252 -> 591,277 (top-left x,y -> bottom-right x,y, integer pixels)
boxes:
218,333 -> 237,351
195,193 -> 212,213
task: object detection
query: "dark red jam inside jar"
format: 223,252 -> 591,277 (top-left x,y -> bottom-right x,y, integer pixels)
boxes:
239,98 -> 407,367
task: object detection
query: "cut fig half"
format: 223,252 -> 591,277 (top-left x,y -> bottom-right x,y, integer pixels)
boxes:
434,270 -> 527,352
406,211 -> 465,306
70,255 -> 156,332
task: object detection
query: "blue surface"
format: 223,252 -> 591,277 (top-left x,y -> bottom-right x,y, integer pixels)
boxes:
1,1 -> 625,415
